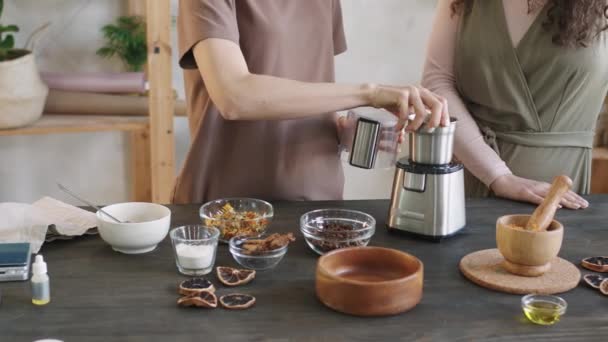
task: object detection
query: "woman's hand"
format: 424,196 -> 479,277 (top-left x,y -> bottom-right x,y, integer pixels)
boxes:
367,84 -> 450,131
490,174 -> 589,209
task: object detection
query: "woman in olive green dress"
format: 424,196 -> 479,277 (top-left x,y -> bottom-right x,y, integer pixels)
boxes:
423,0 -> 608,209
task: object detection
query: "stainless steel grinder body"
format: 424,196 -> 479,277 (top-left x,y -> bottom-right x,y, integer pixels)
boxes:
387,118 -> 466,239
387,159 -> 466,239
408,118 -> 456,165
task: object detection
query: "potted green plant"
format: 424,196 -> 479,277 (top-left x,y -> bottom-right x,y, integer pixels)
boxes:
96,16 -> 147,72
0,0 -> 48,129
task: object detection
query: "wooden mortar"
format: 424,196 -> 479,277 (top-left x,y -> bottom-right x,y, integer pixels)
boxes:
496,175 -> 572,276
496,215 -> 564,276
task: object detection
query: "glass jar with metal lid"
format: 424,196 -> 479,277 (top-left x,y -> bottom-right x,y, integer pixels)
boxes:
339,107 -> 400,169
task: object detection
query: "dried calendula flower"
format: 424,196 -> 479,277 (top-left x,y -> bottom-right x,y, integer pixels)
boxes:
204,203 -> 269,241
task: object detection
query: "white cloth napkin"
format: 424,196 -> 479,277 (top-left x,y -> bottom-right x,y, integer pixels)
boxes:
32,197 -> 96,236
0,203 -> 49,253
0,197 -> 97,253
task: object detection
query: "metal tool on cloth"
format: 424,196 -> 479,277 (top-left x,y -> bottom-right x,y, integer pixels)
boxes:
56,183 -> 126,224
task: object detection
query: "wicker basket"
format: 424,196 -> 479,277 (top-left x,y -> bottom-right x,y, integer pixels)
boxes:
0,51 -> 48,129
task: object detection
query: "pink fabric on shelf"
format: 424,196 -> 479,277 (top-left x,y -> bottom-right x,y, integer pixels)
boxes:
40,72 -> 146,94
421,0 -> 545,187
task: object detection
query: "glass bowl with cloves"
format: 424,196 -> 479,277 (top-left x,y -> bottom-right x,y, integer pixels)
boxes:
300,209 -> 376,255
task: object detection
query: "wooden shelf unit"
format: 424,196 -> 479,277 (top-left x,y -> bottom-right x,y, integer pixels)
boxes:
0,0 -> 174,203
592,147 -> 608,194
0,115 -> 148,136
144,0 -> 175,204
593,96 -> 608,194
0,115 -> 152,202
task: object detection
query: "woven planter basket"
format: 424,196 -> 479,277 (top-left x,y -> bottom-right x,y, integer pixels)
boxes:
0,51 -> 48,129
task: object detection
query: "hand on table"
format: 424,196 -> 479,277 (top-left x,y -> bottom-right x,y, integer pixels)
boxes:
367,84 -> 450,131
490,174 -> 589,210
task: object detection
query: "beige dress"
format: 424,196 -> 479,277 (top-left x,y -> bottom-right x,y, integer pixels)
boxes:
455,1 -> 608,195
174,0 -> 347,204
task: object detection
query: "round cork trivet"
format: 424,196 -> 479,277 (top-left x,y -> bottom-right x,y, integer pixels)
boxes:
459,249 -> 581,295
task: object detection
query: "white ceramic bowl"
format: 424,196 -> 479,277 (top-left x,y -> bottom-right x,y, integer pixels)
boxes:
96,202 -> 171,254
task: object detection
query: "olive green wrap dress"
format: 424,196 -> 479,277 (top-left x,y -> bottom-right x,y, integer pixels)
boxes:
455,1 -> 608,196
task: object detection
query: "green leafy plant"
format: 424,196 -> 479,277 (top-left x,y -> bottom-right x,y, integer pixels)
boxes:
97,16 -> 147,72
0,0 -> 22,61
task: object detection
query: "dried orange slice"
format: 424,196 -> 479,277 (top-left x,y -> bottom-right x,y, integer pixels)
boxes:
177,290 -> 218,308
216,266 -> 256,286
179,278 -> 215,296
581,256 -> 608,273
583,274 -> 605,289
601,279 -> 608,296
220,294 -> 256,310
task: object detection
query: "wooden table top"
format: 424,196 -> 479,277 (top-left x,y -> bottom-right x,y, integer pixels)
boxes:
1,196 -> 607,341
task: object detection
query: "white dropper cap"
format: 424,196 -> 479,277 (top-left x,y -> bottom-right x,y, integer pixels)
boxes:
33,254 -> 48,275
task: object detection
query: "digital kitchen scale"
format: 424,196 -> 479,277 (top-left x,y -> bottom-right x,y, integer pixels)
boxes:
0,243 -> 31,282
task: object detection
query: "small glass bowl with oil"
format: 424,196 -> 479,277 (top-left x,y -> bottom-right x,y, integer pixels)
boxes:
521,294 -> 567,325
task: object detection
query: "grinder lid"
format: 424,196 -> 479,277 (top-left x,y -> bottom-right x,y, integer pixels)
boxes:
396,158 -> 463,175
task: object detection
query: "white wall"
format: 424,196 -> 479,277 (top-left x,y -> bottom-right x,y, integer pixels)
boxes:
0,0 -> 436,204
338,0 -> 436,198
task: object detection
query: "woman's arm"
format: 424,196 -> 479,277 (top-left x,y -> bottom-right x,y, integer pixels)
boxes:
192,38 -> 449,131
421,0 -> 588,209
421,0 -> 512,187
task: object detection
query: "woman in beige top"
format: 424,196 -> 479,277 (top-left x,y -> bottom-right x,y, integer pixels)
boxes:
423,0 -> 608,209
175,0 -> 449,204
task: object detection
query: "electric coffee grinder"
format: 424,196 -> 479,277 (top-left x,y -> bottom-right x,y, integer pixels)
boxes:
387,118 -> 466,240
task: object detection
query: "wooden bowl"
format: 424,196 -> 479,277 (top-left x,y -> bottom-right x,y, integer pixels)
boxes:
496,215 -> 563,277
315,246 -> 423,316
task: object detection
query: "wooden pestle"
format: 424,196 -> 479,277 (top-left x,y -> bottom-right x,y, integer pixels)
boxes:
525,175 -> 573,231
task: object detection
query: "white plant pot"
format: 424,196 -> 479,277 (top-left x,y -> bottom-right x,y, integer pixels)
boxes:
0,52 -> 48,129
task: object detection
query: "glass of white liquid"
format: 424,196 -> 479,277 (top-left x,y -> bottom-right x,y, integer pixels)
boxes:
170,225 -> 220,276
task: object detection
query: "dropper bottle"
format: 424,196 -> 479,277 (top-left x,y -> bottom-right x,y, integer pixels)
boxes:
31,254 -> 50,305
